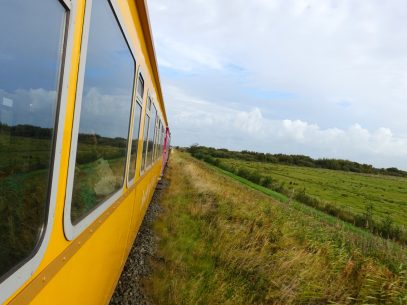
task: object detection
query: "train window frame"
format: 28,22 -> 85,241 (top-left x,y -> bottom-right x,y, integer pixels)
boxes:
141,113 -> 150,173
63,0 -> 139,241
148,97 -> 152,111
136,72 -> 145,101
156,117 -> 162,159
140,92 -> 153,175
160,120 -> 164,156
155,119 -> 160,160
127,68 -> 145,187
147,102 -> 158,166
161,120 -> 164,153
152,114 -> 157,162
0,0 -> 74,303
158,120 -> 161,159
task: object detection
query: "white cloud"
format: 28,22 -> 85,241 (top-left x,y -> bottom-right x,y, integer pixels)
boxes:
80,87 -> 132,138
166,85 -> 407,169
0,88 -> 57,128
156,39 -> 223,71
148,0 -> 407,168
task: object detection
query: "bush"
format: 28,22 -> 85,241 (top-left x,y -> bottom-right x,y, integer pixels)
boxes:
260,176 -> 272,187
76,150 -> 99,164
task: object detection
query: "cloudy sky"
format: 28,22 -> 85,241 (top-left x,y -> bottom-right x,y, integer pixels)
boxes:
148,0 -> 407,169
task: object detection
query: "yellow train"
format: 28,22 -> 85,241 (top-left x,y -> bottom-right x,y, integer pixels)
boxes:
0,0 -> 170,304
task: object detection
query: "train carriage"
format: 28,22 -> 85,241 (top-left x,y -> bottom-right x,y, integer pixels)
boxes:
0,0 -> 169,304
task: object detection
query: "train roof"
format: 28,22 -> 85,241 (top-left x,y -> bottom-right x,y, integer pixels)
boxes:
135,0 -> 168,127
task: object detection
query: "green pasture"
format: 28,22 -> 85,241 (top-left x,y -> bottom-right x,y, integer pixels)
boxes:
221,158 -> 407,227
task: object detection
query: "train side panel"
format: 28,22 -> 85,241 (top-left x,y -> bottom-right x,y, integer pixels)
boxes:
3,0 -> 168,304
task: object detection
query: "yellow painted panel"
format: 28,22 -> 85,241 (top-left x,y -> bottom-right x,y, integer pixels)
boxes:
29,194 -> 134,305
4,0 -> 168,302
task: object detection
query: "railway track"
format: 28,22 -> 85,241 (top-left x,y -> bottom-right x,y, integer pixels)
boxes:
110,179 -> 167,305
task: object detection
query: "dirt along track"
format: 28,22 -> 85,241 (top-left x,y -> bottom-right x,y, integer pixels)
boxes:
109,177 -> 168,305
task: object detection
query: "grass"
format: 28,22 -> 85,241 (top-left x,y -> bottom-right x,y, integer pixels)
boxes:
192,153 -> 407,243
143,150 -> 407,305
221,158 -> 407,227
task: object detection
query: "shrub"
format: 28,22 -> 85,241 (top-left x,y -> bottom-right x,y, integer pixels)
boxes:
260,176 -> 272,187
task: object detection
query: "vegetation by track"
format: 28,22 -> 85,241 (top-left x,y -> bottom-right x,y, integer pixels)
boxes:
143,150 -> 407,305
188,146 -> 407,244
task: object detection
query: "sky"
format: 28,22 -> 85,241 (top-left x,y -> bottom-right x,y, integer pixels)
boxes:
0,0 -> 134,139
147,0 -> 407,170
0,1 -> 65,129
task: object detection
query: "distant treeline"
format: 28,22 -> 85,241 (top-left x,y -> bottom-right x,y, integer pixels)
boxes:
78,133 -> 127,148
187,145 -> 407,178
186,145 -> 406,244
0,123 -> 127,148
0,123 -> 53,139
76,133 -> 127,165
0,123 -> 127,169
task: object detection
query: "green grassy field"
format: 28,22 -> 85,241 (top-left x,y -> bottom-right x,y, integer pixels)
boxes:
144,151 -> 407,305
188,146 -> 407,242
220,158 -> 407,227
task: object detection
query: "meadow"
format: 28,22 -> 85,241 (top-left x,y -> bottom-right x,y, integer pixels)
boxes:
187,146 -> 407,243
144,150 -> 407,304
221,158 -> 407,226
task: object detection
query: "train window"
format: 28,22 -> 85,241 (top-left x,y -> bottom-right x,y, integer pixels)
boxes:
153,119 -> 158,161
0,0 -> 67,279
137,74 -> 144,99
128,102 -> 142,182
162,126 -> 165,152
155,120 -> 161,160
158,128 -> 162,157
148,97 -> 152,111
141,114 -> 150,172
158,129 -> 161,157
161,125 -> 165,155
147,105 -> 157,165
161,126 -> 165,154
70,0 -> 135,224
158,120 -> 163,158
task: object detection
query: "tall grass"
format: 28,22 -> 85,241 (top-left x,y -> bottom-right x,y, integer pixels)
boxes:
191,151 -> 407,244
143,151 -> 407,305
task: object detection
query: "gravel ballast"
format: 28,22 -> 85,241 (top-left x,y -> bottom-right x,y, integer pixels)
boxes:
109,178 -> 167,305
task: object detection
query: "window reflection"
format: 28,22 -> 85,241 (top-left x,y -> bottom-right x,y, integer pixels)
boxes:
141,115 -> 150,172
137,75 -> 144,99
160,125 -> 165,156
154,120 -> 160,160
71,0 -> 134,224
128,103 -> 142,182
147,105 -> 157,165
0,0 -> 66,279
